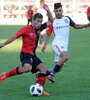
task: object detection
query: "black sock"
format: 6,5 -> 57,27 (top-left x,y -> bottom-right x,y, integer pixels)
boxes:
46,70 -> 51,76
54,64 -> 61,72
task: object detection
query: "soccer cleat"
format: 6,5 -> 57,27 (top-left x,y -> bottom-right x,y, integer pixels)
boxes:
47,74 -> 55,83
0,72 -> 7,83
42,91 -> 50,96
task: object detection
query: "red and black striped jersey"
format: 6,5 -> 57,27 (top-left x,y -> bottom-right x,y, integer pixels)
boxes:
15,23 -> 47,55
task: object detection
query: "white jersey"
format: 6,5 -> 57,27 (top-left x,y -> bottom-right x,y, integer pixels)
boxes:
47,16 -> 75,51
36,8 -> 47,23
53,17 -> 69,46
47,16 -> 75,61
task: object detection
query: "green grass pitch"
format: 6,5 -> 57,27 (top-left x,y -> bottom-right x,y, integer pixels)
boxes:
0,25 -> 90,100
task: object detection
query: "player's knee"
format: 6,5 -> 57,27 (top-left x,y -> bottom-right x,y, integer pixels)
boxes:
41,67 -> 46,73
36,63 -> 46,74
40,66 -> 46,73
63,56 -> 69,62
22,63 -> 32,73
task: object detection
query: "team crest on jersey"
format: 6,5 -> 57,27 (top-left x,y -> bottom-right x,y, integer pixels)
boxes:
64,19 -> 68,23
29,33 -> 33,36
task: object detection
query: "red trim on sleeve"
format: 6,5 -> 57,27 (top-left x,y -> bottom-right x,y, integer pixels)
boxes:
46,18 -> 55,35
53,30 -> 56,37
46,25 -> 53,35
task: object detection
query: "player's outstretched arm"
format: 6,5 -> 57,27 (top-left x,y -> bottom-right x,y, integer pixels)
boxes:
42,34 -> 50,52
43,4 -> 53,26
73,23 -> 90,29
0,35 -> 17,48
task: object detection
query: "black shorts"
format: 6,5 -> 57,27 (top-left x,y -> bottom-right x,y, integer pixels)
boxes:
87,17 -> 90,21
20,52 -> 42,73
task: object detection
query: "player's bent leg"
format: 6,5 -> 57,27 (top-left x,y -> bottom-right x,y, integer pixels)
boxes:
0,63 -> 32,83
47,64 -> 62,83
0,67 -> 23,83
35,63 -> 46,86
35,63 -> 49,95
58,51 -> 69,65
20,63 -> 32,73
36,63 -> 46,82
47,51 -> 69,83
36,63 -> 46,74
0,72 -> 7,83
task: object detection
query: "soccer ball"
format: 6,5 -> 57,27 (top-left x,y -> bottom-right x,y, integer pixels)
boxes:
29,83 -> 43,96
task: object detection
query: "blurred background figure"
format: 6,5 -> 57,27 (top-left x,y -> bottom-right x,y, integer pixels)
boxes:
0,0 -> 90,25
87,6 -> 90,22
8,6 -> 13,18
26,5 -> 33,25
34,0 -> 47,50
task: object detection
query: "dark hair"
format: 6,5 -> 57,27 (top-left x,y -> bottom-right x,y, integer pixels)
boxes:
54,3 -> 62,9
33,13 -> 43,20
40,0 -> 45,3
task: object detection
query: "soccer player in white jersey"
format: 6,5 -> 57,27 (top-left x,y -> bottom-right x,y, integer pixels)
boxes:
42,3 -> 90,83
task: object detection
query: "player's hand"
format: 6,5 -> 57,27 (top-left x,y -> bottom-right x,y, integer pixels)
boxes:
43,4 -> 50,12
42,45 -> 47,53
0,43 -> 5,48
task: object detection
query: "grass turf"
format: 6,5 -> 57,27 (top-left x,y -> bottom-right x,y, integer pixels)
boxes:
0,25 -> 90,100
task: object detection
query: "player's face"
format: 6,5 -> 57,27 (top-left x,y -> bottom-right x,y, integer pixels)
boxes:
32,18 -> 43,29
40,2 -> 45,8
54,7 -> 63,19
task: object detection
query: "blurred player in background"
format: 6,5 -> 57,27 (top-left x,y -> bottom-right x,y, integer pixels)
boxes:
87,6 -> 90,22
34,0 -> 47,49
8,6 -> 13,18
26,5 -> 33,25
0,4 -> 53,95
42,3 -> 90,83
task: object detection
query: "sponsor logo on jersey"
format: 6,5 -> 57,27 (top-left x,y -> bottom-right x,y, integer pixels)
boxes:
54,25 -> 69,29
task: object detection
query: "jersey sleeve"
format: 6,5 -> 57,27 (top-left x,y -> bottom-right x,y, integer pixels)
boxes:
40,23 -> 47,31
46,24 -> 53,35
15,27 -> 26,38
67,16 -> 76,26
87,7 -> 89,13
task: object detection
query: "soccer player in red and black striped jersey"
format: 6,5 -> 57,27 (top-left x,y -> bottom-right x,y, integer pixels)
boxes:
0,4 -> 53,96
26,5 -> 33,25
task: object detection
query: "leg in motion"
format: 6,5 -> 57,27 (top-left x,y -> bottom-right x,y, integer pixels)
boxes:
47,51 -> 69,83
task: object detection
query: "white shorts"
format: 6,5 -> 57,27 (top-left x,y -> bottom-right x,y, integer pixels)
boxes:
54,54 -> 62,62
52,42 -> 68,62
